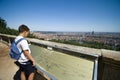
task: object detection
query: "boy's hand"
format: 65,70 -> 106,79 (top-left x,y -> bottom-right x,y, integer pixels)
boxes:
32,60 -> 36,66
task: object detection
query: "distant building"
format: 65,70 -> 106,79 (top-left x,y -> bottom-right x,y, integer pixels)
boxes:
91,31 -> 95,35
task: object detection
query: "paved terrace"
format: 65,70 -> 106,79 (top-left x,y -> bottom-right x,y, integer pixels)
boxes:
0,42 -> 18,80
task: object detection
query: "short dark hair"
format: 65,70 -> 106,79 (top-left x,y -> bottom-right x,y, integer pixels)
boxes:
18,24 -> 30,33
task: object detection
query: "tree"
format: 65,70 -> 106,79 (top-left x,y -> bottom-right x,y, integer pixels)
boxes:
0,17 -> 7,34
0,17 -> 36,37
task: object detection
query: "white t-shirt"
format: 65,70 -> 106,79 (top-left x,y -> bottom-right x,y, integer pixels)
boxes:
15,36 -> 31,64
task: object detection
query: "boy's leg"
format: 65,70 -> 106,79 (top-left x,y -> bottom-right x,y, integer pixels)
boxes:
28,72 -> 35,80
21,71 -> 26,80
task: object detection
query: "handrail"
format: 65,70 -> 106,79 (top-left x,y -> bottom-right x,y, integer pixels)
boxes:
1,33 -> 120,61
0,34 -> 101,59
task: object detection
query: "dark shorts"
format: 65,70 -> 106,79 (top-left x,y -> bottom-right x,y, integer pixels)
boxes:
19,61 -> 37,77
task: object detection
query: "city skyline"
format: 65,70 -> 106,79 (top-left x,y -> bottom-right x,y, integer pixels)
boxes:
0,0 -> 120,32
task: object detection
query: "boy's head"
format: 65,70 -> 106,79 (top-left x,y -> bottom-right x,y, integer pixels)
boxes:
18,24 -> 30,37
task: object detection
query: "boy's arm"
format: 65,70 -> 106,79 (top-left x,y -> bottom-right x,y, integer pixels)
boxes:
23,50 -> 36,66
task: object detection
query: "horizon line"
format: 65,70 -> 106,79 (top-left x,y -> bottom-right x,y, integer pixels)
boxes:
33,31 -> 120,33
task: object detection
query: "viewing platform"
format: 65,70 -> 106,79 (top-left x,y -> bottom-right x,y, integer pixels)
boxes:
0,34 -> 120,80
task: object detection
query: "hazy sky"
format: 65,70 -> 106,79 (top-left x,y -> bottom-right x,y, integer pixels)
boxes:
0,0 -> 120,32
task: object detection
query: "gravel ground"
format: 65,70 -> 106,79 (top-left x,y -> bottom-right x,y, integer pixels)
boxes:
0,42 -> 18,80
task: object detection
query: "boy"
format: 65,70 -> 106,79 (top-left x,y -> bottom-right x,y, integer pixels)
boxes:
15,24 -> 36,80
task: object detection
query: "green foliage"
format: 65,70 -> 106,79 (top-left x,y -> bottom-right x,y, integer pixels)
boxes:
0,17 -> 35,38
50,39 -> 120,51
115,45 -> 120,51
0,17 -> 18,35
0,17 -> 6,29
0,17 -> 7,34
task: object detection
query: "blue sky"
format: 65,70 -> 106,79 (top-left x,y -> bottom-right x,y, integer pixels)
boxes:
0,0 -> 120,32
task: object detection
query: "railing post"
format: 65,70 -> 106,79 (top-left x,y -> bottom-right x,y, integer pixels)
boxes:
93,58 -> 99,80
0,37 -> 2,41
8,37 -> 11,45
